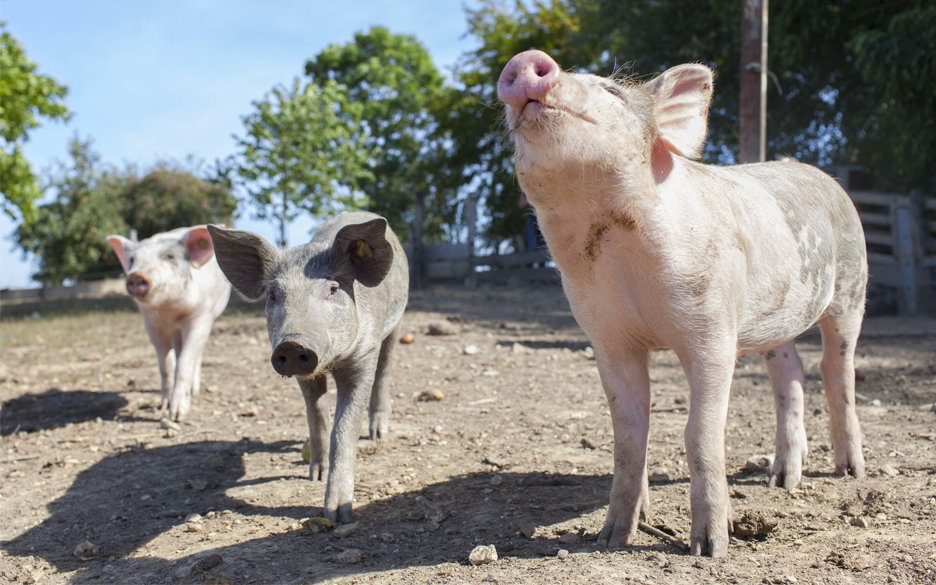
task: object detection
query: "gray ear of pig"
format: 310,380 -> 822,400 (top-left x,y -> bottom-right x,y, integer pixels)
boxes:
332,218 -> 393,287
206,225 -> 279,301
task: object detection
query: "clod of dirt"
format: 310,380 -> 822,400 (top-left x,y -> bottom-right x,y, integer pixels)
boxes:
649,552 -> 669,568
188,479 -> 207,492
648,471 -> 670,483
733,511 -> 778,537
427,322 -> 458,336
302,517 -> 335,533
73,541 -> 95,558
190,554 -> 223,575
880,464 -> 900,477
379,533 -> 396,543
399,333 -> 415,344
556,549 -> 569,559
202,455 -> 225,470
335,549 -> 363,564
418,389 -> 444,402
519,520 -> 536,539
468,544 -> 497,565
483,455 -> 507,467
850,516 -> 870,528
745,454 -> 775,473
333,522 -> 357,538
558,532 -> 580,544
581,438 -> 598,450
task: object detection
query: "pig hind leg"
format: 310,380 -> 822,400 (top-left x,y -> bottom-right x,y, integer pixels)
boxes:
298,375 -> 331,481
818,311 -> 865,478
368,328 -> 398,441
763,340 -> 809,489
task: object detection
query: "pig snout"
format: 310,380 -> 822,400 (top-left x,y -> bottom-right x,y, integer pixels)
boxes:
498,50 -> 560,113
126,273 -> 151,298
271,340 -> 318,377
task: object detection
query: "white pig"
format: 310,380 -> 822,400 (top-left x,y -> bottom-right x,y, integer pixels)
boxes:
107,226 -> 231,421
498,51 -> 867,557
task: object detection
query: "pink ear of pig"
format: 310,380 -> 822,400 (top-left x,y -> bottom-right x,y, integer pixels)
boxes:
106,235 -> 133,273
183,226 -> 215,267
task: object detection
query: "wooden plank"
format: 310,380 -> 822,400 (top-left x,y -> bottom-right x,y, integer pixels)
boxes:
895,207 -> 918,314
857,211 -> 891,226
422,243 -> 470,261
867,253 -> 896,265
849,191 -> 911,207
475,267 -> 559,284
863,232 -> 895,246
472,250 -> 551,267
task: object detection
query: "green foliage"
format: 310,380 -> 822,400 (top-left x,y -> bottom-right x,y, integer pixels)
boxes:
14,137 -> 128,284
233,78 -> 374,247
0,22 -> 71,223
305,27 -> 453,243
123,167 -> 237,240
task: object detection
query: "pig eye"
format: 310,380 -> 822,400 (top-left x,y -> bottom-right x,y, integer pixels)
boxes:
165,253 -> 175,260
603,83 -> 625,99
329,283 -> 340,296
268,290 -> 277,302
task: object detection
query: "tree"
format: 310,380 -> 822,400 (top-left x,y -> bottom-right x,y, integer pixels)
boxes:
305,27 -> 454,243
233,78 -> 374,247
123,166 -> 237,240
0,22 -> 70,223
14,136 -> 129,284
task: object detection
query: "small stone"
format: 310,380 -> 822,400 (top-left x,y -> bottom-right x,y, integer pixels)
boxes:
335,549 -> 363,564
519,520 -> 536,539
746,454 -> 775,473
900,554 -> 913,563
191,553 -> 223,574
188,479 -> 207,492
399,333 -> 415,344
302,517 -> 335,533
650,551 -> 668,568
26,571 -> 43,584
484,455 -> 507,467
849,517 -> 869,528
185,523 -> 204,532
558,532 -> 580,544
511,342 -> 525,354
379,532 -> 396,543
427,321 -> 458,336
333,523 -> 357,538
557,549 -> 569,559
185,513 -> 203,523
880,464 -> 899,477
582,346 -> 595,359
648,472 -> 670,483
464,345 -> 478,355
74,541 -> 95,558
875,512 -> 888,521
418,389 -> 445,402
871,399 -> 882,406
468,544 -> 498,565
489,474 -> 503,486
202,455 -> 225,470
160,418 -> 182,431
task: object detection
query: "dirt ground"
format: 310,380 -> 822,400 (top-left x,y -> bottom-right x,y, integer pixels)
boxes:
1,284 -> 935,585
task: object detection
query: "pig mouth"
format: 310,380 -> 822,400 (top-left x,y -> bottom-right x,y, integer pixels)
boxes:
513,100 -> 597,131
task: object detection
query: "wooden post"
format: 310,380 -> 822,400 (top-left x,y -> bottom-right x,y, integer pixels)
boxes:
740,0 -> 768,164
465,192 -> 478,288
895,206 -> 918,314
412,191 -> 424,290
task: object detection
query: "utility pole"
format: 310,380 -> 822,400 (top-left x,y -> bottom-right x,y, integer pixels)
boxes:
740,0 -> 768,164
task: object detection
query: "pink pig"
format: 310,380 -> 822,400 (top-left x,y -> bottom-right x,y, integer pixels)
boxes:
108,226 -> 231,421
498,51 -> 866,556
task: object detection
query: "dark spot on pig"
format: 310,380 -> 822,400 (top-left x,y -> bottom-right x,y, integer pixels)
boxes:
609,395 -> 617,402
764,350 -> 776,361
611,210 -> 638,232
583,221 -> 610,262
840,340 -> 848,350
783,353 -> 788,358
779,395 -> 785,406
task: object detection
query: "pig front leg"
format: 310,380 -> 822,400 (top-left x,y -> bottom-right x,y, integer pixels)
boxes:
325,364 -> 377,523
595,349 -> 651,550
298,375 -> 331,481
167,317 -> 213,421
680,344 -> 735,557
368,329 -> 399,441
818,315 -> 865,478
763,340 -> 809,489
142,318 -> 176,412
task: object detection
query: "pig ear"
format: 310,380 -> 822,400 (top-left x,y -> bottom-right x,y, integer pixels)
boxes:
106,235 -> 134,273
644,64 -> 713,159
333,218 -> 393,288
207,225 -> 279,301
182,226 -> 215,268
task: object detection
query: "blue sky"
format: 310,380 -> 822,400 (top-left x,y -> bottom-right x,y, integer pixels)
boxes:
1,0 -> 482,289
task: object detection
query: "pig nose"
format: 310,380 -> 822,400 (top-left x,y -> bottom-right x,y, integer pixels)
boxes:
126,273 -> 150,297
271,340 -> 318,377
498,50 -> 560,112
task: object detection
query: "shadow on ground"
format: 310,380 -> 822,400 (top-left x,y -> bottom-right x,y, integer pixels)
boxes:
1,389 -> 130,436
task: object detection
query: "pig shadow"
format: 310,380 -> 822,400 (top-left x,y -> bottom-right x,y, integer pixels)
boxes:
1,389 -> 130,436
1,438 -> 645,584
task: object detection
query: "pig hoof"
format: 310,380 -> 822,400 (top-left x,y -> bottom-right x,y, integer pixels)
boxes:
309,464 -> 327,482
336,504 -> 353,524
690,532 -> 728,557
597,524 -> 635,550
768,469 -> 801,489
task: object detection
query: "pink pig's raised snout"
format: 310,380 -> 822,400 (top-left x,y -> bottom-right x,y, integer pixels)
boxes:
125,273 -> 151,298
497,50 -> 560,113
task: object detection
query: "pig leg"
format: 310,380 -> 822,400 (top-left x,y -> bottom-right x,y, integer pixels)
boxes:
763,340 -> 809,489
142,318 -> 175,413
167,317 -> 212,421
368,328 -> 398,441
818,314 -> 865,478
680,345 -> 735,557
325,363 -> 377,523
298,375 -> 330,481
595,349 -> 651,550
192,358 -> 202,398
